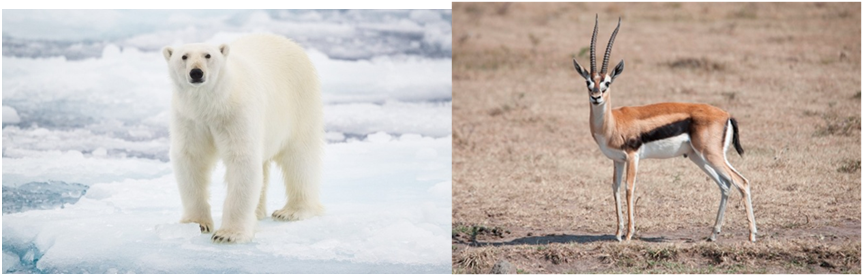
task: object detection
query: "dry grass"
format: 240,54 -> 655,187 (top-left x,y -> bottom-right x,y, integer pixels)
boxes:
452,2 -> 861,273
453,239 -> 861,273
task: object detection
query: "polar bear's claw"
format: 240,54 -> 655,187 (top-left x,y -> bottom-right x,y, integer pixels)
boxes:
200,224 -> 211,233
212,235 -> 230,243
211,229 -> 252,244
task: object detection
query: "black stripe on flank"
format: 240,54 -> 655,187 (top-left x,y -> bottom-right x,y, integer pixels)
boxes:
624,118 -> 692,151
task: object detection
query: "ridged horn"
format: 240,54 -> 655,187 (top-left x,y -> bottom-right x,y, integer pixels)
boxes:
590,14 -> 598,74
601,17 -> 621,74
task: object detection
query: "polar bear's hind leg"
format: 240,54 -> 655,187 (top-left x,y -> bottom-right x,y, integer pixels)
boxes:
272,146 -> 324,221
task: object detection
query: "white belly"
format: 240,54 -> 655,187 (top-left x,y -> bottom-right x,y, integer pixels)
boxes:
639,134 -> 693,159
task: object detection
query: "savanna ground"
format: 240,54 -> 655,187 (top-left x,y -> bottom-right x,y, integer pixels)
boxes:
452,3 -> 861,273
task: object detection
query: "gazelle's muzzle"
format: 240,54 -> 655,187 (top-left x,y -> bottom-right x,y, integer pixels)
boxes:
589,87 -> 603,104
590,94 -> 603,105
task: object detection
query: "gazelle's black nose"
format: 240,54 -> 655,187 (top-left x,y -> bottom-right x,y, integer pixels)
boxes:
190,69 -> 204,82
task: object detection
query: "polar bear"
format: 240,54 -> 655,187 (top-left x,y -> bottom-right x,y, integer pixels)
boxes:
162,34 -> 324,243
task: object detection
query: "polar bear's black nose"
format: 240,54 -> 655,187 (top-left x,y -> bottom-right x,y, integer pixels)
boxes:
190,69 -> 204,82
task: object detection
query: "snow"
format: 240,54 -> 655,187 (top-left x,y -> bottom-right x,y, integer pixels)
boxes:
2,150 -> 171,187
2,106 -> 21,124
3,251 -> 20,272
310,51 -> 453,104
326,102 -> 451,138
2,9 -> 451,273
3,136 -> 451,273
1,47 -> 451,135
428,181 -> 453,198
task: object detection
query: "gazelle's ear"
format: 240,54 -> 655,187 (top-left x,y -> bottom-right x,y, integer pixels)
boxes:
162,47 -> 173,61
573,58 -> 590,80
610,59 -> 624,82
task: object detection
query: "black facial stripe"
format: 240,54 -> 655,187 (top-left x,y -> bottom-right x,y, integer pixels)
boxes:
624,118 -> 692,150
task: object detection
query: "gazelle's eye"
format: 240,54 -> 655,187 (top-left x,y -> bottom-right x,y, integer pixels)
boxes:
181,55 -> 187,60
205,54 -> 211,59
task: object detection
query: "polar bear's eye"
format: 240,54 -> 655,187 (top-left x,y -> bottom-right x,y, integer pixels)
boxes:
181,55 -> 187,60
205,54 -> 211,59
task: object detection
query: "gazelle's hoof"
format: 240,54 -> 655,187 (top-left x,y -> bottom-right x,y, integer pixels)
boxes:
623,228 -> 636,241
615,235 -> 623,242
749,233 -> 757,242
708,232 -> 718,242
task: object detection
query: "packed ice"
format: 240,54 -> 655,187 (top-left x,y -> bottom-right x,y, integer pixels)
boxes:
2,9 -> 451,273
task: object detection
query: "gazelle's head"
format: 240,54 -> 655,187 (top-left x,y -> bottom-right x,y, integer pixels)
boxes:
572,15 -> 625,106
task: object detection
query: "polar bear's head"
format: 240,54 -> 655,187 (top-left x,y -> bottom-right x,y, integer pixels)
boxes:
162,43 -> 230,88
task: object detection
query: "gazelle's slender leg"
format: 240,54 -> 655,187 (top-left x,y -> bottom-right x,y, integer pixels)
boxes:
624,153 -> 639,241
740,185 -> 757,242
688,154 -> 732,241
723,121 -> 757,242
710,186 -> 730,241
726,160 -> 757,242
612,161 -> 625,241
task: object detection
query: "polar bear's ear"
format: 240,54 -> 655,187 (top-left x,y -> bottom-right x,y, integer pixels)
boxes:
219,44 -> 230,57
162,47 -> 173,61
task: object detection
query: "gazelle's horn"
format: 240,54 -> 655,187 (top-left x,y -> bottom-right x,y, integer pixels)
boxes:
601,17 -> 621,74
590,14 -> 598,74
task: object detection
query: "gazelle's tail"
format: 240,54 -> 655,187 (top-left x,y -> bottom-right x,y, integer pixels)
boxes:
730,118 -> 744,156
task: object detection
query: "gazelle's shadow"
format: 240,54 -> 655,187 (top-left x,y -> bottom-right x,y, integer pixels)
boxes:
468,234 -> 672,247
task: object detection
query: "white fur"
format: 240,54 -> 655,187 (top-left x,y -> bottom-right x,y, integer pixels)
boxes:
638,134 -> 693,159
163,34 -> 324,243
611,161 -> 625,241
723,120 -> 748,184
592,134 -> 627,162
600,75 -> 611,91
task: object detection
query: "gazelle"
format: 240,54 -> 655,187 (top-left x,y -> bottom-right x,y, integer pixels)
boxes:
571,15 -> 757,242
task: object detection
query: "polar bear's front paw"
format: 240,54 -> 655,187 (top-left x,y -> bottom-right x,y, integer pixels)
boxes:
211,229 -> 253,244
272,206 -> 322,221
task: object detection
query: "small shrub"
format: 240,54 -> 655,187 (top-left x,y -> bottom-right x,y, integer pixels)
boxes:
815,115 -> 860,136
837,160 -> 861,174
667,57 -> 725,72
